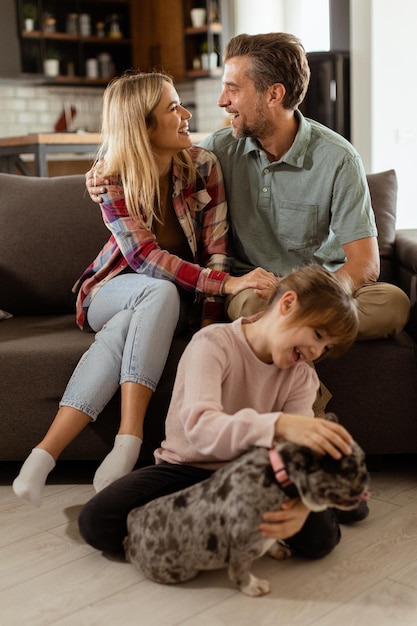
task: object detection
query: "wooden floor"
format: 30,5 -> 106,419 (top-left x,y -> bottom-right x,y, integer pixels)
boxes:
2,455 -> 417,626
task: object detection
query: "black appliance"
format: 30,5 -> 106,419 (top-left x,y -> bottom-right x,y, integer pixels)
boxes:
300,51 -> 350,140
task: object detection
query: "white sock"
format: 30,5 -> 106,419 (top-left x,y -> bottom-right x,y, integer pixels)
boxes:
93,434 -> 142,493
12,448 -> 56,508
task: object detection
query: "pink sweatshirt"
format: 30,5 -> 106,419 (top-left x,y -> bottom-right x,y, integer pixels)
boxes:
155,318 -> 319,470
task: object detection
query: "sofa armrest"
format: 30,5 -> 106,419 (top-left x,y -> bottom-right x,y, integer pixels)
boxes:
395,229 -> 417,341
395,229 -> 417,275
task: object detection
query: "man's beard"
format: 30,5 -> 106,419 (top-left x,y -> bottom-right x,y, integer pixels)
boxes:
235,100 -> 275,140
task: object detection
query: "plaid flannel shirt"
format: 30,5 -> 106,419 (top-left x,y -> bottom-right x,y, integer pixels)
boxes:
74,146 -> 232,329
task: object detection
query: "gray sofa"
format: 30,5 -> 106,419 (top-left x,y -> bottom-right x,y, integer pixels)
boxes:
0,170 -> 416,465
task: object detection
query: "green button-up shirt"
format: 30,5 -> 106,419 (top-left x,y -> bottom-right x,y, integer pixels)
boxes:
200,110 -> 377,276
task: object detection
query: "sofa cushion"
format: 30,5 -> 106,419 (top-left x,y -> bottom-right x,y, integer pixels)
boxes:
366,169 -> 397,284
0,173 -> 109,315
367,169 -> 398,257
316,331 -> 417,454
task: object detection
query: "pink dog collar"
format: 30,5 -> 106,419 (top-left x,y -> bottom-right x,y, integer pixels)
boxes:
269,447 -> 293,490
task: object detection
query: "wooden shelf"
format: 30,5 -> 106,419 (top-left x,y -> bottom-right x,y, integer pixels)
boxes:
185,67 -> 222,79
44,75 -> 110,85
22,31 -> 131,45
17,0 -> 133,86
184,22 -> 222,35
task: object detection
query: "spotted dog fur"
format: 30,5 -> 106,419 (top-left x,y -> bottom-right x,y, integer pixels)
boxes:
124,414 -> 369,597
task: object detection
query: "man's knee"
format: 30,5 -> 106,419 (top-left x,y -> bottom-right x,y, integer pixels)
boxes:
356,282 -> 410,340
226,288 -> 268,320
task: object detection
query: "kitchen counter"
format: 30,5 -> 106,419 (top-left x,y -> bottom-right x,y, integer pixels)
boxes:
0,133 -> 101,176
0,132 -> 210,177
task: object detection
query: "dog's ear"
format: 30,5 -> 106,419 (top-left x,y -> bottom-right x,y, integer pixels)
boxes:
323,412 -> 339,424
280,443 -> 321,471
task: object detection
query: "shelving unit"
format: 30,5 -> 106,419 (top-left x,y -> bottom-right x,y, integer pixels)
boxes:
16,0 -> 133,85
183,0 -> 224,79
14,0 -> 233,86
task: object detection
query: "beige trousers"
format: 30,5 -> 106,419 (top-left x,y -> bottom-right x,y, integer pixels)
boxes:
226,282 -> 411,415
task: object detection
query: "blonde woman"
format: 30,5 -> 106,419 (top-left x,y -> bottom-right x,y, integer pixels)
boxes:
13,71 -> 275,507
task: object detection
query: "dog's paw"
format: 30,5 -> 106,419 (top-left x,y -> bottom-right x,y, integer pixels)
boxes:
267,541 -> 292,560
240,574 -> 271,597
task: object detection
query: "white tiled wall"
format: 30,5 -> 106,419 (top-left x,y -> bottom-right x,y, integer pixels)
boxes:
0,77 -> 226,139
168,78 -> 227,134
194,77 -> 228,132
0,81 -> 104,137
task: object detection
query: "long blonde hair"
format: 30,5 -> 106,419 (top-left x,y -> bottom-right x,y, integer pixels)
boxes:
94,71 -> 196,226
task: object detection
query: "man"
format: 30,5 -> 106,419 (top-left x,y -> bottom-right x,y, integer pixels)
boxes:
198,33 -> 409,337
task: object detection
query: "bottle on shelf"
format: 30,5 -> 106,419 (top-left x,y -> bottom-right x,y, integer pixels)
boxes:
79,14 -> 91,37
86,58 -> 99,79
96,21 -> 105,37
66,14 -> 78,35
109,14 -> 122,39
98,52 -> 113,79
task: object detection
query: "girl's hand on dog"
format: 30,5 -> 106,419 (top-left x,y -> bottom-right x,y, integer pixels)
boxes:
275,413 -> 353,459
259,499 -> 309,539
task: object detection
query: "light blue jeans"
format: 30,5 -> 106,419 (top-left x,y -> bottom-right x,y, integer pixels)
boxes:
60,274 -> 181,420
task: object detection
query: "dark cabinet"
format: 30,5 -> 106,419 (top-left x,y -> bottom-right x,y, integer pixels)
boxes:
15,0 -> 133,85
131,0 -> 231,83
300,51 -> 350,140
130,0 -> 185,82
0,0 -> 21,78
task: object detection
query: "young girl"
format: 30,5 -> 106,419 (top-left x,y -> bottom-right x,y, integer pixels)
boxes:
13,71 -> 275,507
79,265 -> 359,558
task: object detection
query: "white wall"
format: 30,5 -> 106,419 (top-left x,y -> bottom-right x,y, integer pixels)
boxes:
234,0 -> 417,228
233,0 -> 329,51
350,0 -> 372,168
351,0 -> 417,228
233,0 -> 284,34
283,0 -> 330,51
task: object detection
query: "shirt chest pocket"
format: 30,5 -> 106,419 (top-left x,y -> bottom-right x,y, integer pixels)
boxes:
188,189 -> 212,212
278,201 -> 319,250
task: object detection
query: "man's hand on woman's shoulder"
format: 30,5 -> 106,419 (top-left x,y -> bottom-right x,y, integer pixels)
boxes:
85,166 -> 108,204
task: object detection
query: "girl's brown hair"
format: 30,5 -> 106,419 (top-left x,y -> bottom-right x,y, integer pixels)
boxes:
268,265 -> 359,357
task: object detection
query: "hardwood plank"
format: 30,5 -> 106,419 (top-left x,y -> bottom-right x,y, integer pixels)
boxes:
54,574 -> 237,626
1,553 -> 138,626
0,484 -> 94,549
0,531 -> 90,591
388,553 -> 417,590
312,579 -> 417,626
